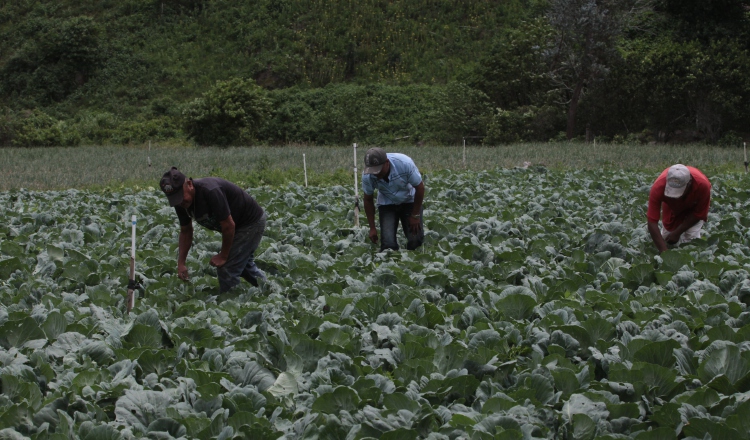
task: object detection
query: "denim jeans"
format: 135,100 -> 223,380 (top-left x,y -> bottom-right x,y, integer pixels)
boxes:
378,203 -> 424,251
217,212 -> 267,292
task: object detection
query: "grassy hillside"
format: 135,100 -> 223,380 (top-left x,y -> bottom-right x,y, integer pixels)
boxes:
4,0 -> 748,147
0,0 -> 541,121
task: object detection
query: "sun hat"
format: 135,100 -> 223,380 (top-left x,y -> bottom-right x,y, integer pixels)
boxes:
364,147 -> 388,174
160,167 -> 186,206
664,164 -> 691,198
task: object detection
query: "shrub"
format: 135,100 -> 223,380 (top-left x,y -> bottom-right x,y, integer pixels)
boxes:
109,117 -> 183,144
0,16 -> 102,106
486,105 -> 563,144
718,130 -> 743,148
68,111 -> 120,145
0,107 -> 17,147
486,108 -> 535,144
261,82 -> 492,145
182,77 -> 272,146
11,110 -> 79,147
262,84 -> 437,145
427,82 -> 492,144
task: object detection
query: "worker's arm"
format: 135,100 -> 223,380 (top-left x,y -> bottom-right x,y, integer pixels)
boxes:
647,221 -> 668,254
364,193 -> 378,244
210,215 -> 235,267
177,223 -> 194,280
664,213 -> 701,244
408,181 -> 425,233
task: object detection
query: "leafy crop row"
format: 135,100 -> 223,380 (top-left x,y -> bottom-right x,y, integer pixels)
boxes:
0,168 -> 749,439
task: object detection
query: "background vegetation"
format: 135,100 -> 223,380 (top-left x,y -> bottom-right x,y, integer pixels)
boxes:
1,0 -> 749,147
0,143 -> 746,191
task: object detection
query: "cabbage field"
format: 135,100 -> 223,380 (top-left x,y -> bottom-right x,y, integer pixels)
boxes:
1,168 -> 750,440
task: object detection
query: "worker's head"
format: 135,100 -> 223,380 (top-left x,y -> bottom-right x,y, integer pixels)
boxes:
364,147 -> 390,178
664,164 -> 691,198
160,167 -> 186,206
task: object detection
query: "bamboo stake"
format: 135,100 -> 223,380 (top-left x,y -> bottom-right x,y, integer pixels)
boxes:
303,154 -> 308,187
353,143 -> 360,228
126,215 -> 137,313
463,138 -> 466,169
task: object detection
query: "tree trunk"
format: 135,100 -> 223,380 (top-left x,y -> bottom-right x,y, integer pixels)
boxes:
566,80 -> 584,140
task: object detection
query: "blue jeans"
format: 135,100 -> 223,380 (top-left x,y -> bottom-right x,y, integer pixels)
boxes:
378,203 -> 424,251
217,212 -> 267,292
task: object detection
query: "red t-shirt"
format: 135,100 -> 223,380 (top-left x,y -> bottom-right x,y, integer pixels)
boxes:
647,166 -> 711,231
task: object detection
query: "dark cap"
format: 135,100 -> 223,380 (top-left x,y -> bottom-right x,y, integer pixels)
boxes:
160,167 -> 186,206
364,147 -> 388,174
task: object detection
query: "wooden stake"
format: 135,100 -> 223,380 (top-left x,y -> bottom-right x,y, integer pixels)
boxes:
303,154 -> 308,187
353,143 -> 360,228
126,215 -> 137,313
744,142 -> 748,173
463,138 -> 466,169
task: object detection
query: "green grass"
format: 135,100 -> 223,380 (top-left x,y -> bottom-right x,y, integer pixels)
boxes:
1,142 -> 748,191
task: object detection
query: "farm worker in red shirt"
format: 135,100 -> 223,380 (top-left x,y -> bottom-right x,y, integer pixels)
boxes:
647,164 -> 711,253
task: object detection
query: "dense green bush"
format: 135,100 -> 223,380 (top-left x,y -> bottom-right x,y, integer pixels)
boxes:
65,110 -> 121,145
718,130 -> 744,148
262,82 -> 491,145
468,18 -> 554,110
1,80 -> 494,147
0,107 -> 181,147
67,112 -> 182,145
486,108 -> 536,144
182,78 -> 272,146
0,106 -> 15,146
2,0 -> 750,146
428,82 -> 492,143
109,117 -> 182,144
0,16 -> 102,106
11,109 -> 79,147
262,84 -> 435,145
578,36 -> 750,142
485,105 -> 563,144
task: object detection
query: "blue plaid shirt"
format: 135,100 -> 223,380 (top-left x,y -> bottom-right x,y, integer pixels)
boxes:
362,153 -> 422,205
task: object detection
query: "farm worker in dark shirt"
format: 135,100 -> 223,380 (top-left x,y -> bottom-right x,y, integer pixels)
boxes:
159,167 -> 267,292
647,164 -> 711,253
362,147 -> 425,251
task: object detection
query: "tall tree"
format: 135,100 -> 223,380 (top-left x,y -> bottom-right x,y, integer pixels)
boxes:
469,18 -> 554,110
655,0 -> 750,42
546,0 -> 651,139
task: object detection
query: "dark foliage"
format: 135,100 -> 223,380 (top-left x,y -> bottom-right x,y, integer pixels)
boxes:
1,0 -> 749,146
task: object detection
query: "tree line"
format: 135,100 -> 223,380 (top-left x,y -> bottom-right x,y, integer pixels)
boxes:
0,0 -> 748,147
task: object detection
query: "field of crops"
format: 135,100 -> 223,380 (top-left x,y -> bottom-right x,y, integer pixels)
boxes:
0,143 -> 746,191
1,167 -> 750,439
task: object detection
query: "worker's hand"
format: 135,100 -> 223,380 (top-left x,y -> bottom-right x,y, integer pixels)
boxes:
177,263 -> 190,281
210,254 -> 228,268
665,230 -> 681,245
368,227 -> 379,244
408,216 -> 422,234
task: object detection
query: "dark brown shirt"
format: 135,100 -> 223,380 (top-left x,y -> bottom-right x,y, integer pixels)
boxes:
175,177 -> 263,232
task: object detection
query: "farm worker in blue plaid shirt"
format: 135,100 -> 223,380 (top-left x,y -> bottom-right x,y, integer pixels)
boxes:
362,148 -> 425,251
